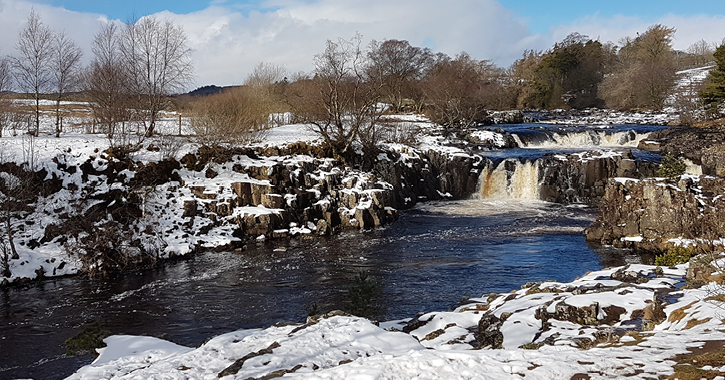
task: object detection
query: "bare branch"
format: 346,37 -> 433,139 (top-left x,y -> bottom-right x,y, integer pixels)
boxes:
12,9 -> 54,136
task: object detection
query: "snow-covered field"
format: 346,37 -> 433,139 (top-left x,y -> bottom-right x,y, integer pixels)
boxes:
0,120 -> 356,282
65,262 -> 725,379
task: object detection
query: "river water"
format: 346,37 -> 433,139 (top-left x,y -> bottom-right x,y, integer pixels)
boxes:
0,124 -> 659,380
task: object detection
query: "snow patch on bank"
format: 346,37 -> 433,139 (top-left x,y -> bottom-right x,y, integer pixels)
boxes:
67,262 -> 725,379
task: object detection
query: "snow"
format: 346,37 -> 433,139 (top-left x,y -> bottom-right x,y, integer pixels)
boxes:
93,335 -> 193,366
470,130 -> 506,147
65,261 -> 725,380
256,123 -> 321,147
7,103 -> 725,378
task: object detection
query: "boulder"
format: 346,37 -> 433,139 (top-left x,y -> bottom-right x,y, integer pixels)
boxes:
536,301 -> 600,325
475,313 -> 506,349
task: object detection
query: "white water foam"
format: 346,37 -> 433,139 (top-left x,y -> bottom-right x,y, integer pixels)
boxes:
514,130 -> 650,149
479,159 -> 541,200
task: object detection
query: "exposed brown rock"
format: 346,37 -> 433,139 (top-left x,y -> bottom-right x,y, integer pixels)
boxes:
586,176 -> 725,252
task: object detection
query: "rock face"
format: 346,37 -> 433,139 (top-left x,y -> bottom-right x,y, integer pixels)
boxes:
646,127 -> 725,176
477,150 -> 657,205
156,146 -> 485,244
4,143 -> 487,282
585,176 -> 725,251
538,150 -> 658,205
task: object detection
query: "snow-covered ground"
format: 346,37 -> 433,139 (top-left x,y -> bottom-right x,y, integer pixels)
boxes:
0,109 -> 449,283
4,99 -> 725,379
66,262 -> 725,379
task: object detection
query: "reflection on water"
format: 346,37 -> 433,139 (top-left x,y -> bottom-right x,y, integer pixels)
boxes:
0,200 -> 640,380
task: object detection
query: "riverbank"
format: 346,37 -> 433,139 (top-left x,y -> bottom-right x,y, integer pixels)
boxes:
0,114 -> 494,284
5,109 -> 725,379
0,110 -> 670,285
66,260 -> 725,379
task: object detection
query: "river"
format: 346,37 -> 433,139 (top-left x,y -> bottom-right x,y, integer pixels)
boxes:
0,124 -> 660,380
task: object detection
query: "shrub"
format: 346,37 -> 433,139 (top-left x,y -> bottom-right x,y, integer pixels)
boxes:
346,270 -> 380,318
65,321 -> 110,356
656,153 -> 687,182
189,86 -> 277,147
654,246 -> 693,266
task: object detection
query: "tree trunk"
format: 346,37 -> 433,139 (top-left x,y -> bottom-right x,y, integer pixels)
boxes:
55,97 -> 61,138
34,94 -> 40,136
4,214 -> 18,260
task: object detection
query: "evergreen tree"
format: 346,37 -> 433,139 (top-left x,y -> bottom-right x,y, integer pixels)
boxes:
525,33 -> 608,109
700,44 -> 725,118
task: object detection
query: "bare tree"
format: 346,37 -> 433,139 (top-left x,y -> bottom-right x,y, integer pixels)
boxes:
367,39 -> 433,112
50,31 -> 83,137
245,62 -> 286,88
12,9 -> 53,136
245,62 -> 288,123
422,52 -> 490,129
0,56 -> 14,138
189,87 -> 275,147
120,16 -> 194,137
287,35 -> 384,157
85,22 -> 138,152
686,39 -> 715,67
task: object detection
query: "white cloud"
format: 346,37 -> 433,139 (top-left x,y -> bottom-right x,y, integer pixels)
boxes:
165,0 -> 537,86
0,0 -> 102,65
549,13 -> 725,51
0,0 -> 537,87
1,0 -> 724,90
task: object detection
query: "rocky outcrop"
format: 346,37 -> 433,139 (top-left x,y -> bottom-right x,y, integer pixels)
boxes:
475,313 -> 506,349
158,145 -> 485,243
2,139 -> 490,282
645,127 -> 725,176
486,110 -> 535,125
585,176 -> 725,251
538,150 -> 658,205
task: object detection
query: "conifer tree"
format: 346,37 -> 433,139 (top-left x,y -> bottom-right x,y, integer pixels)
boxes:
700,44 -> 725,117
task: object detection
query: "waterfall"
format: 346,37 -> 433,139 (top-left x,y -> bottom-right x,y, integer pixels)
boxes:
514,130 -> 649,148
682,158 -> 703,175
479,159 -> 541,200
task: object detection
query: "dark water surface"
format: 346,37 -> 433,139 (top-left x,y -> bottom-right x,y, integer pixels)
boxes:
0,199 -> 639,380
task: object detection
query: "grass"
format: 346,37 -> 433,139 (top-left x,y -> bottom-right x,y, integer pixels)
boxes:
668,301 -> 697,323
65,321 -> 110,356
685,318 -> 712,330
668,340 -> 725,380
705,294 -> 725,303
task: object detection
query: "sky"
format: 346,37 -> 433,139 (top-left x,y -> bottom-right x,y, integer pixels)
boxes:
1,0 -> 725,89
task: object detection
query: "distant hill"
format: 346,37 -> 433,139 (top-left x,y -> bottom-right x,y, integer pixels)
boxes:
185,85 -> 241,97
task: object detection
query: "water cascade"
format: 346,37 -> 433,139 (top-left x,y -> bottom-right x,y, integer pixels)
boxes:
512,129 -> 648,149
479,159 -> 541,200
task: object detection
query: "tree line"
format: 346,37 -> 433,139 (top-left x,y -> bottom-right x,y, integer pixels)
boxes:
1,11 -> 725,157
0,10 -> 193,152
193,26 -> 725,160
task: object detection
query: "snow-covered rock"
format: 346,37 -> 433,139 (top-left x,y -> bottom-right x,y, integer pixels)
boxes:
66,262 -> 725,379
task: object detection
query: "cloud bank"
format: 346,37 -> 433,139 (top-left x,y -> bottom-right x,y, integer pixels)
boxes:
1,0 -> 724,88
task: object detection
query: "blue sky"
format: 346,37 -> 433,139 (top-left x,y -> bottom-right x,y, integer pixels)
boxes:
499,0 -> 725,33
35,0 -> 272,19
3,0 -> 725,86
36,0 -> 725,33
